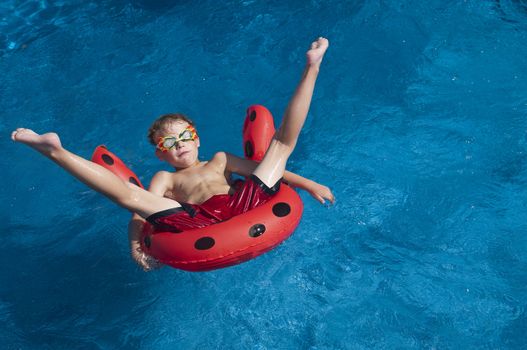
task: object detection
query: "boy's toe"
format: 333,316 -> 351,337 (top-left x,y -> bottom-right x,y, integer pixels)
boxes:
11,129 -> 23,140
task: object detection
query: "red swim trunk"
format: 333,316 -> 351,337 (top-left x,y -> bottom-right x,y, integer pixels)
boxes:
146,175 -> 281,232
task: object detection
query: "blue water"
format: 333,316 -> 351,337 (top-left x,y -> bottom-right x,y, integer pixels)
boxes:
1,0 -> 526,348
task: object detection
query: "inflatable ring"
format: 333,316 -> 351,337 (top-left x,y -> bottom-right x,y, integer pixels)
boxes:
91,146 -> 144,189
92,105 -> 303,271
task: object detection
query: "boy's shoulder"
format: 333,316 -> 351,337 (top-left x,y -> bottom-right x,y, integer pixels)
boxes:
210,151 -> 242,169
212,151 -> 228,161
208,152 -> 232,174
148,170 -> 175,194
151,170 -> 174,182
212,151 -> 244,162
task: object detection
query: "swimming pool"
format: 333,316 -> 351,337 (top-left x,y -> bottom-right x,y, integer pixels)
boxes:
1,0 -> 526,348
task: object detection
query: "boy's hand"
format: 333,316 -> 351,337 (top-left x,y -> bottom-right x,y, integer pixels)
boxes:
307,182 -> 335,205
131,247 -> 163,271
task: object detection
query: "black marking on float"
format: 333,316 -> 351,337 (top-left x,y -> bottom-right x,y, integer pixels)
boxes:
250,110 -> 256,121
195,237 -> 215,250
101,154 -> 114,165
249,224 -> 266,238
144,235 -> 151,248
272,202 -> 291,217
245,140 -> 254,158
129,177 -> 140,186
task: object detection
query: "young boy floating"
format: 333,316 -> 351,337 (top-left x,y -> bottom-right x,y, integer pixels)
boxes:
11,37 -> 334,270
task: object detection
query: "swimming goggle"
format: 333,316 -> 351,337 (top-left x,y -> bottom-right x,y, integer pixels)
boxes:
156,125 -> 198,152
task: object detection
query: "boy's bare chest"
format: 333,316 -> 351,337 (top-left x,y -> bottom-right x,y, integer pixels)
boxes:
166,162 -> 231,204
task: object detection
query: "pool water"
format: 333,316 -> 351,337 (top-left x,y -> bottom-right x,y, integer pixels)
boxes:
1,0 -> 526,348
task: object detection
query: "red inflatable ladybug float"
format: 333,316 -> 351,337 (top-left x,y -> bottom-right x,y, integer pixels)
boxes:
92,105 -> 303,271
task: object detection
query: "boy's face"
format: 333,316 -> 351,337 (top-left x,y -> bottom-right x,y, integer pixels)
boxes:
155,121 -> 200,168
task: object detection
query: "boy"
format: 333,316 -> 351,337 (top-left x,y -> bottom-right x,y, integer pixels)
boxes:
11,37 -> 334,270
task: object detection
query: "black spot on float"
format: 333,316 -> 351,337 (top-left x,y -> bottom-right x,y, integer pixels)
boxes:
250,110 -> 256,121
195,237 -> 215,250
129,177 -> 140,186
245,140 -> 254,158
101,154 -> 114,165
249,224 -> 266,237
272,202 -> 291,217
144,235 -> 151,248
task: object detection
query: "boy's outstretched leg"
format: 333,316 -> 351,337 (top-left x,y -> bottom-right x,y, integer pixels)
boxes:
253,37 -> 329,187
11,128 -> 180,218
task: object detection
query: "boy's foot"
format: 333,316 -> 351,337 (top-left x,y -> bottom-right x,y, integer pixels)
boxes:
306,37 -> 329,68
11,128 -> 62,156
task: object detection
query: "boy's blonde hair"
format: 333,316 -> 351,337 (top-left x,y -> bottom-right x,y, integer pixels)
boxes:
147,113 -> 196,145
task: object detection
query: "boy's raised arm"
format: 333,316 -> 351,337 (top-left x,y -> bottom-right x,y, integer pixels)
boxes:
224,152 -> 334,204
282,170 -> 335,204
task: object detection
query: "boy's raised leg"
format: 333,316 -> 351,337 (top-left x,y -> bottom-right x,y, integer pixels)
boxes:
253,37 -> 329,187
11,128 -> 180,218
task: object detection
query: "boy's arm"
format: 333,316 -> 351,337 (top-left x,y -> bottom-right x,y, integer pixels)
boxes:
282,170 -> 335,204
128,213 -> 157,270
128,171 -> 171,271
223,152 -> 335,204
